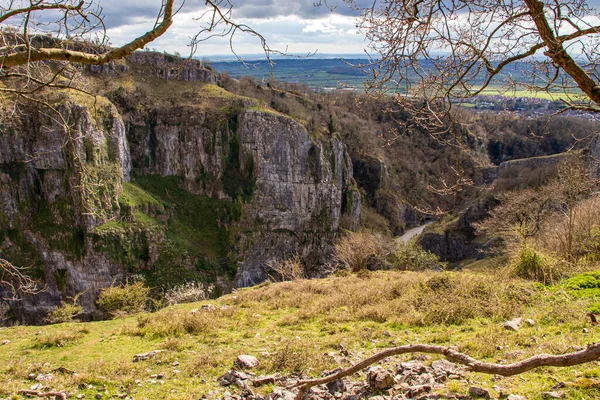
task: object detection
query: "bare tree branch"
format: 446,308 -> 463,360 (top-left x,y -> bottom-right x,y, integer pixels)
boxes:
293,342 -> 600,399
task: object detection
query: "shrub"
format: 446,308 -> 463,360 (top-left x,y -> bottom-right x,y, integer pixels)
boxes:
137,309 -> 216,338
511,244 -> 565,284
334,230 -> 392,272
33,331 -> 82,348
563,270 -> 600,290
97,281 -> 150,317
164,281 -> 214,306
388,242 -> 445,271
267,255 -> 305,281
46,301 -> 83,324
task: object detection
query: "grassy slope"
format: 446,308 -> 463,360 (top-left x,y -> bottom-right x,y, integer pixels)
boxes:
3,270 -> 600,399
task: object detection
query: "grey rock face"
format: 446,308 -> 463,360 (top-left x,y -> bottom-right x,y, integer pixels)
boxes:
235,111 -> 359,286
2,95 -> 360,323
0,100 -> 132,323
126,106 -> 360,286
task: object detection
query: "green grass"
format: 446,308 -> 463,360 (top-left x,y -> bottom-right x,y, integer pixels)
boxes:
2,270 -> 600,399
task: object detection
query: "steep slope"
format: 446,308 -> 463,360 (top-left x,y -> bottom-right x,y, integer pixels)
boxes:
0,54 -> 360,324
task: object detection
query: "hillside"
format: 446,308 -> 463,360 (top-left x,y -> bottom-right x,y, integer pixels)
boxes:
2,270 -> 600,399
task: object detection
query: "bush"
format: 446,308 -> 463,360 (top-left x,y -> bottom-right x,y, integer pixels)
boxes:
46,301 -> 83,324
334,230 -> 392,272
563,270 -> 600,290
164,281 -> 214,306
267,255 -> 305,281
388,242 -> 445,271
97,281 -> 150,318
511,244 -> 565,284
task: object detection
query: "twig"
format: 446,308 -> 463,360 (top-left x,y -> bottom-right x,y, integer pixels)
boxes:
17,390 -> 67,399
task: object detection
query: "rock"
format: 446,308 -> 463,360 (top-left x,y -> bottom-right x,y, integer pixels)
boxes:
541,391 -> 564,399
236,354 -> 259,369
133,350 -> 165,362
525,318 -> 535,326
468,386 -> 490,398
431,359 -> 461,375
366,366 -> 394,390
326,378 -> 346,394
502,318 -> 523,331
218,370 -> 252,387
266,389 -> 296,400
405,384 -> 432,397
201,304 -> 217,311
1,339 -> 9,345
253,374 -> 278,387
35,373 -> 54,382
507,395 -> 527,400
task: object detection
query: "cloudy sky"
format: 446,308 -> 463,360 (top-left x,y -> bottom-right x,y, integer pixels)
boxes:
99,0 -> 369,57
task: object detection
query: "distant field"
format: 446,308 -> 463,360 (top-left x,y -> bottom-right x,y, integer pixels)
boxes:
211,58 -> 368,89
211,58 -> 584,101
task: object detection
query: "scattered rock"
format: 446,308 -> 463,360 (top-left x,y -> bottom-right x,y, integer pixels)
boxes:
583,328 -> 589,333
431,359 -> 461,376
339,344 -> 349,357
366,366 -> 394,390
326,378 -> 346,394
35,373 -> 54,382
133,350 -> 165,362
1,339 -> 10,345
236,354 -> 259,369
218,370 -> 252,387
468,386 -> 490,398
541,391 -> 564,399
502,318 -> 523,332
253,374 -> 278,387
525,319 -> 535,326
201,304 -> 217,311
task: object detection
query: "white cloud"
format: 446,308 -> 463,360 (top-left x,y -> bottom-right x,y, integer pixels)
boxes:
101,1 -> 367,56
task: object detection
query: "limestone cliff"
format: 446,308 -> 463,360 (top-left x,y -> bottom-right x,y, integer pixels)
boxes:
0,55 -> 360,324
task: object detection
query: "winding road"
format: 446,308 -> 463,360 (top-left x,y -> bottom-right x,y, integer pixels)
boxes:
396,222 -> 432,244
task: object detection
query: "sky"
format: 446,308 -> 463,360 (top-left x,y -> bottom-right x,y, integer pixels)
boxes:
98,0 -> 370,57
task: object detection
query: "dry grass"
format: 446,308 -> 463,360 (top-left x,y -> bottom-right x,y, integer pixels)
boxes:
2,270 -> 600,399
267,255 -> 306,281
334,230 -> 392,271
236,270 -> 536,326
537,195 -> 600,265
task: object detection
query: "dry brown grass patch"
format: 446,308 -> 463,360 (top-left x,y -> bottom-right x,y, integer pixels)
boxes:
237,271 -> 538,327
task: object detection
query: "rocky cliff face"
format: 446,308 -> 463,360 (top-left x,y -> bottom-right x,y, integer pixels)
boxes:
0,99 -> 132,323
0,56 -> 360,324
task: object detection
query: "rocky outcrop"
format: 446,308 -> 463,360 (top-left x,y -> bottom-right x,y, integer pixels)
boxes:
87,51 -> 217,83
235,111 -> 358,286
125,104 -> 359,287
0,99 -> 132,323
1,84 -> 360,324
